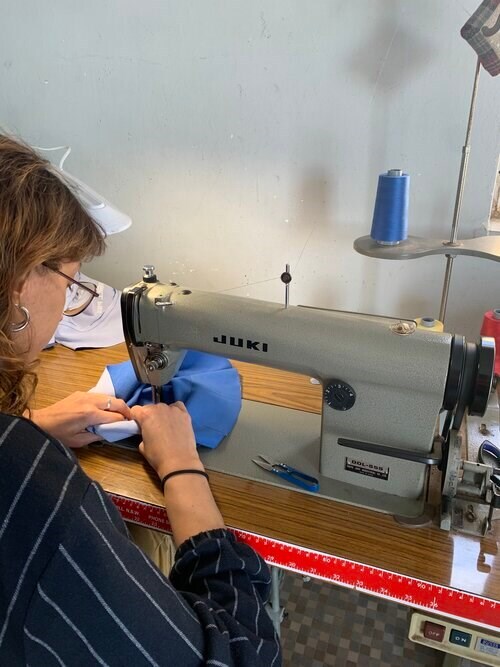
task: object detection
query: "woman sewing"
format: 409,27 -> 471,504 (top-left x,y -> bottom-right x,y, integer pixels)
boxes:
0,134 -> 281,666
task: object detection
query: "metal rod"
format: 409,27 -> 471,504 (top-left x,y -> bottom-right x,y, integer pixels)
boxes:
449,58 -> 481,245
268,566 -> 282,636
280,263 -> 292,308
285,263 -> 290,308
439,258 -> 455,323
438,57 -> 481,324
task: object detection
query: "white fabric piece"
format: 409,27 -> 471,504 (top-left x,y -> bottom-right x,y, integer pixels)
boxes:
88,367 -> 140,442
89,367 -> 114,395
88,420 -> 139,442
54,273 -> 125,350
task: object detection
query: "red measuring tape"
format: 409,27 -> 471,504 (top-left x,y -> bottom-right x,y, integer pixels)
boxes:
110,493 -> 499,632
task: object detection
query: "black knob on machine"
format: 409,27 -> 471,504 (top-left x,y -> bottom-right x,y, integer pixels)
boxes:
324,380 -> 356,411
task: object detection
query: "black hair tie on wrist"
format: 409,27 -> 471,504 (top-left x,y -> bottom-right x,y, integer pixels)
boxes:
161,469 -> 209,491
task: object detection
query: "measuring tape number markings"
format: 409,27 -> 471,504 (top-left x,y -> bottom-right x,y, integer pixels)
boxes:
110,493 -> 499,632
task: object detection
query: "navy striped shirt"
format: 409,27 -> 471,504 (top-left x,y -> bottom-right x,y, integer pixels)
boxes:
0,414 -> 281,666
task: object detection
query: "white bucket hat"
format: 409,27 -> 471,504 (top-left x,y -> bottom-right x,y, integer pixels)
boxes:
35,145 -> 132,236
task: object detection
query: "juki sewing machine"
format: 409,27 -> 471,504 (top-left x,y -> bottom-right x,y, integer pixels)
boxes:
122,266 -> 499,534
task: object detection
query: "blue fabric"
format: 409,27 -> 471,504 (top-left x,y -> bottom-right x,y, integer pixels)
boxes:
108,351 -> 241,448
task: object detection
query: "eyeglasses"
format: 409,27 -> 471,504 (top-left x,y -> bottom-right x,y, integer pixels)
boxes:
43,264 -> 99,317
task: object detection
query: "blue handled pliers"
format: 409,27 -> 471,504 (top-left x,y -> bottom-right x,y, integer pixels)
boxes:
252,454 -> 320,492
478,440 -> 500,477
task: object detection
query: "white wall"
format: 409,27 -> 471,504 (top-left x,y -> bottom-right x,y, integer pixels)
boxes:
1,0 -> 499,339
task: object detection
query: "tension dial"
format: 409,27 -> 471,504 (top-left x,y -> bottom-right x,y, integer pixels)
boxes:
324,380 -> 356,411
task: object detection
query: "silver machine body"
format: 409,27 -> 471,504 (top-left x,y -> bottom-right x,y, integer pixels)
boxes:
121,270 -> 495,529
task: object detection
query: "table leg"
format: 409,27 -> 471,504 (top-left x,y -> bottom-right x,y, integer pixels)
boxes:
266,566 -> 284,636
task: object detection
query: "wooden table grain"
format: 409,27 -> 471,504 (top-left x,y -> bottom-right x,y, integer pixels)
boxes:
34,343 -> 500,608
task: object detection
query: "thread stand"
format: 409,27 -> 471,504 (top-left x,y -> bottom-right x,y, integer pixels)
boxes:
354,234 -> 500,263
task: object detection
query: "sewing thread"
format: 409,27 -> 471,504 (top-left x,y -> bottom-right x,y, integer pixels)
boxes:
480,309 -> 500,376
370,169 -> 409,245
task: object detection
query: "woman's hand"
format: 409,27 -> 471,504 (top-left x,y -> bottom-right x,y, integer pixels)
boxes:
131,402 -> 204,480
29,392 -> 132,448
131,402 -> 224,546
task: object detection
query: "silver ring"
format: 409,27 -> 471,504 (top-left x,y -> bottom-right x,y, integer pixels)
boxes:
105,398 -> 112,411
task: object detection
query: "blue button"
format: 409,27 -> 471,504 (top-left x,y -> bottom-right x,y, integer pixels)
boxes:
449,629 -> 472,647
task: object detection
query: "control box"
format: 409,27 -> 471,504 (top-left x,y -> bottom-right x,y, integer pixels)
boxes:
409,612 -> 500,666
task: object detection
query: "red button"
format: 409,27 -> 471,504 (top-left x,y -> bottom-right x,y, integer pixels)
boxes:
423,621 -> 446,642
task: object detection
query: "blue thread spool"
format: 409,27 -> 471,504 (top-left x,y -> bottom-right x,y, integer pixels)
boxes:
370,169 -> 409,245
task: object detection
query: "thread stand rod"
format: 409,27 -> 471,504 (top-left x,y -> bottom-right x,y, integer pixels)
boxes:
439,57 -> 481,324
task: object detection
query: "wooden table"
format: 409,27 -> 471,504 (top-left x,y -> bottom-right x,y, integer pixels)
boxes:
35,343 -> 500,632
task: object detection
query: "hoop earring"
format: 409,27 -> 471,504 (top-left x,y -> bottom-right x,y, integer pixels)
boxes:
11,304 -> 30,332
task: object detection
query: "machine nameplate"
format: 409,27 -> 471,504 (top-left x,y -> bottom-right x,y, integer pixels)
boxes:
345,457 -> 390,480
478,638 -> 500,656
213,334 -> 269,352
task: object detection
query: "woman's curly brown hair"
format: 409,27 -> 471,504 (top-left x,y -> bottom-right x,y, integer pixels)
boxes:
0,134 -> 106,415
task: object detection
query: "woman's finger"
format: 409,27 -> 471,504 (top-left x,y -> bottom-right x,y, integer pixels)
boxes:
68,431 -> 104,448
90,411 -> 129,426
85,396 -> 132,425
101,396 -> 132,419
130,405 -> 146,424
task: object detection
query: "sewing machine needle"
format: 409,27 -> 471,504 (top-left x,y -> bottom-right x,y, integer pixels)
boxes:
152,385 -> 162,404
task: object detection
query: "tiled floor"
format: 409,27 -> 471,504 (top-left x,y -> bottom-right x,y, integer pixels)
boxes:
279,572 -> 488,667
